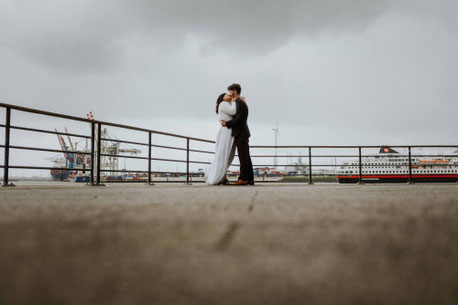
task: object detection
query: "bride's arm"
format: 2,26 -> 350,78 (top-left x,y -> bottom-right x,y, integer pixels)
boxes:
220,102 -> 237,116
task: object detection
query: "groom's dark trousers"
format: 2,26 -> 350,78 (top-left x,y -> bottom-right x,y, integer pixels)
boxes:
234,136 -> 254,181
226,98 -> 254,182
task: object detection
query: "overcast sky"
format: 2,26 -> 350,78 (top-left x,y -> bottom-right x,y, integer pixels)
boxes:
1,0 -> 458,175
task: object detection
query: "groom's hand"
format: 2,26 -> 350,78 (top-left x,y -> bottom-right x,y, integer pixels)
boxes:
221,120 -> 227,127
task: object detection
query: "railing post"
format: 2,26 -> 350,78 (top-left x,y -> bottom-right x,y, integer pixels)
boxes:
2,107 -> 15,187
308,147 -> 313,184
408,146 -> 413,184
90,121 -> 95,185
95,123 -> 104,186
358,147 -> 364,185
147,131 -> 154,185
186,138 -> 191,185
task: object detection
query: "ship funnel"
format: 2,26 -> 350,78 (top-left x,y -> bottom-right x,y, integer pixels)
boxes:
379,146 -> 399,154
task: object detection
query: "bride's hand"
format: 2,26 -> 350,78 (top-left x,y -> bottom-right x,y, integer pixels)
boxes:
241,96 -> 247,103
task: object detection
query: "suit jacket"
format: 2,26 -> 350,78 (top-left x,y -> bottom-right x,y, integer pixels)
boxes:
226,98 -> 251,139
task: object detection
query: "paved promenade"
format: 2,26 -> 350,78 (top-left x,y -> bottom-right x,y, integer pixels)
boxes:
1,183 -> 457,304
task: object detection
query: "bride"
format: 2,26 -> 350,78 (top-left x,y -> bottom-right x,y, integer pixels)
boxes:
205,93 -> 244,185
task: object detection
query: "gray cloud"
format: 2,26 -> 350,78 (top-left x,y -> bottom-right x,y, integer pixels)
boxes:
0,0 -> 457,159
1,0 -> 457,72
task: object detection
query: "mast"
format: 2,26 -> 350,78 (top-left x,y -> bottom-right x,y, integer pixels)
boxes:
272,119 -> 279,169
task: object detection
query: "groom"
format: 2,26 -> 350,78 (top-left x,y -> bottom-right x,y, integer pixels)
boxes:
221,83 -> 254,185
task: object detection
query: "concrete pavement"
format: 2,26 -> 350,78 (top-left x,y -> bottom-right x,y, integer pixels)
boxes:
1,183 -> 457,304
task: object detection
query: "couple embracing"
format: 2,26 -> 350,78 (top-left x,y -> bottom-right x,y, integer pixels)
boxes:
205,83 -> 254,186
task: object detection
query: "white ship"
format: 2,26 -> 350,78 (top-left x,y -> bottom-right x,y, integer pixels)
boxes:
336,146 -> 458,183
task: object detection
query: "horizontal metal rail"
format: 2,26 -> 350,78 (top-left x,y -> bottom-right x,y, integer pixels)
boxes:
3,165 -> 455,171
0,124 -> 91,139
100,169 -> 149,173
0,165 -> 86,171
99,168 -> 208,173
0,102 -> 215,143
151,143 -> 187,151
253,164 -> 335,167
188,148 -> 216,154
91,170 -> 204,175
100,153 -> 149,160
104,180 -> 207,184
0,103 -> 94,123
99,152 -> 213,165
100,137 -> 149,147
249,154 -> 458,158
151,144 -> 215,155
2,144 -> 454,160
252,163 -> 458,167
98,120 -> 215,143
149,157 -> 211,165
250,145 -> 458,149
3,145 -> 92,155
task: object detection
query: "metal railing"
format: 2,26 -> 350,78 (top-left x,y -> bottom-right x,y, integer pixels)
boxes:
0,103 -> 216,186
1,102 -> 457,186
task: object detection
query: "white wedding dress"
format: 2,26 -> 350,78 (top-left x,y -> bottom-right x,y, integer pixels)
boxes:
205,101 -> 237,185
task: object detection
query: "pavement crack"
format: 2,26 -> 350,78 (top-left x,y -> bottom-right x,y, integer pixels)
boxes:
215,222 -> 240,251
248,191 -> 258,212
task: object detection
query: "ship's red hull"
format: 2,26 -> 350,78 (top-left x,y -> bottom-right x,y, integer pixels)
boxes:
337,174 -> 458,183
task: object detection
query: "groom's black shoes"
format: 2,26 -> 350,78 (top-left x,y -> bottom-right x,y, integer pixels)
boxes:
248,180 -> 255,185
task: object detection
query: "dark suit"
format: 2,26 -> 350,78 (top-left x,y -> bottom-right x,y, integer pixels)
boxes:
226,98 -> 254,182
